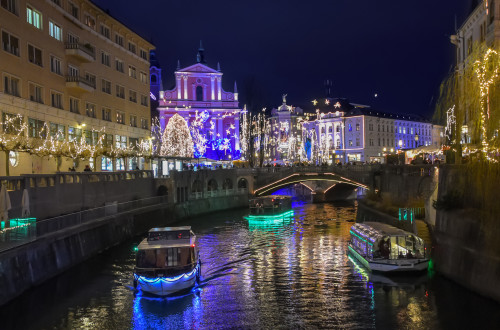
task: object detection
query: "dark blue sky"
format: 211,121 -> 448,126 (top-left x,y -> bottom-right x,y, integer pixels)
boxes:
94,0 -> 471,118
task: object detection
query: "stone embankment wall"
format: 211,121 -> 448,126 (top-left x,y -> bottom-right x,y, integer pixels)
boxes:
433,166 -> 500,302
0,193 -> 248,306
356,201 -> 414,233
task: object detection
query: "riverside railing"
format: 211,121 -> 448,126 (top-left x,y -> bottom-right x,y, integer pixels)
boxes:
0,195 -> 168,253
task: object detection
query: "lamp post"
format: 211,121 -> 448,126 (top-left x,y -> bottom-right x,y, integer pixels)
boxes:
414,134 -> 419,148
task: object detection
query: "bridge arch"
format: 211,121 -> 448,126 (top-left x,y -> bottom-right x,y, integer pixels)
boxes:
222,178 -> 233,190
207,178 -> 218,191
237,178 -> 248,189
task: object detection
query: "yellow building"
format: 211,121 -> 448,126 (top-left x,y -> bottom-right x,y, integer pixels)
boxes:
0,0 -> 154,175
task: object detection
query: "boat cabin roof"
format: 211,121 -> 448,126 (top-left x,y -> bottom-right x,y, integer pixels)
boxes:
137,239 -> 194,250
148,226 -> 191,232
351,222 -> 419,242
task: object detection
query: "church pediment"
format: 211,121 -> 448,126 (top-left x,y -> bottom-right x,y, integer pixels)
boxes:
177,63 -> 220,74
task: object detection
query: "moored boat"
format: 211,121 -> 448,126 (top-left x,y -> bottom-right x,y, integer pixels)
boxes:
348,222 -> 429,273
134,226 -> 201,296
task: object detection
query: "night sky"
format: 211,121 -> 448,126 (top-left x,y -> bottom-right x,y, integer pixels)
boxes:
93,0 -> 472,118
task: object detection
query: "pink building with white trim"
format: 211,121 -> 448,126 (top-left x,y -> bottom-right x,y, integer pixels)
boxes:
156,44 -> 242,160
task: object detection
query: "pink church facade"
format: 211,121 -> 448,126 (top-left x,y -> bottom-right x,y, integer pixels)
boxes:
157,50 -> 242,160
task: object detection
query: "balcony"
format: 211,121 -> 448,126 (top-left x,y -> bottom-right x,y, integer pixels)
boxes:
65,43 -> 95,62
65,76 -> 95,92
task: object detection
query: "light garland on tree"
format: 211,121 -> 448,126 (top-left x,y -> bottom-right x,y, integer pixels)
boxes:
160,114 -> 194,157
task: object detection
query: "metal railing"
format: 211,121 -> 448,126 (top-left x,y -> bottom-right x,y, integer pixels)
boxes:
0,195 -> 168,253
65,42 -> 96,58
65,75 -> 96,89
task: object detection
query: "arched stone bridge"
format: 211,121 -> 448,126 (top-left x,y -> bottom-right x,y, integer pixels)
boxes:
251,165 -> 377,198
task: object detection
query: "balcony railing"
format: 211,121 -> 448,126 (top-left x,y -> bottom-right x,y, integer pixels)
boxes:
66,75 -> 96,89
64,42 -> 95,60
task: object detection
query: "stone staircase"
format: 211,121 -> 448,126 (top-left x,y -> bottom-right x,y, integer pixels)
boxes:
415,219 -> 432,248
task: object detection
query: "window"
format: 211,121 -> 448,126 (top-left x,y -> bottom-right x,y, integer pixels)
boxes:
128,65 -> 136,78
115,59 -> 124,73
378,138 -> 381,146
50,0 -> 61,6
69,97 -> 79,113
50,56 -> 62,75
368,123 -> 373,131
68,2 -> 78,19
140,72 -> 147,84
398,127 -> 402,134
67,33 -> 78,44
349,140 -> 352,146
130,115 -> 137,127
102,108 -> 111,121
356,138 -> 360,146
115,33 -> 123,46
50,122 -> 65,141
116,85 -> 124,98
356,123 -> 360,131
2,31 -> 19,56
29,83 -> 43,103
141,118 -> 148,129
128,42 -> 136,54
129,90 -> 137,103
26,6 -> 42,29
2,112 -> 23,134
129,137 -> 139,149
85,72 -> 96,87
140,94 -> 148,106
51,91 -> 63,109
115,134 -> 127,148
28,118 -> 45,138
3,74 -> 20,96
140,49 -> 148,61
84,14 -> 95,30
49,21 -> 62,41
348,123 -> 352,131
68,65 -> 78,77
101,79 -> 111,94
101,51 -> 110,66
116,111 -> 125,124
1,0 -> 18,15
467,36 -> 473,56
28,44 -> 42,67
100,25 -> 110,39
84,130 -> 98,145
336,125 -> 340,132
68,126 -> 82,142
85,103 -> 96,118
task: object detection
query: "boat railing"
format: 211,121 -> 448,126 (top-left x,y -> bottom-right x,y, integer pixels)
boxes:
135,263 -> 198,277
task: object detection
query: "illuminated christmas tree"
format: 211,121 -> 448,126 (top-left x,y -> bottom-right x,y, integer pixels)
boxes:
161,114 -> 194,157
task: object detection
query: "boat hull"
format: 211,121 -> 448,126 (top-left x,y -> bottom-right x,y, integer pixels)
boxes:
348,244 -> 428,273
134,264 -> 200,296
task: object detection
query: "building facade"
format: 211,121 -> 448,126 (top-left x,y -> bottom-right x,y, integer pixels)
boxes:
268,96 -> 304,164
156,46 -> 242,160
0,0 -> 154,175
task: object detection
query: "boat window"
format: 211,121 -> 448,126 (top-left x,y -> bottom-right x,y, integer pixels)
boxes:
148,230 -> 190,241
166,248 -> 182,266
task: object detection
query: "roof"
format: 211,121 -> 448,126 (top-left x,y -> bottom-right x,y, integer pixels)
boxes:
138,239 -> 192,250
148,226 -> 191,232
352,222 -> 411,238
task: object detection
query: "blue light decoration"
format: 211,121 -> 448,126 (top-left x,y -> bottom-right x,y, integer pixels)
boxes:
134,262 -> 201,296
348,123 -> 352,131
305,138 -> 312,160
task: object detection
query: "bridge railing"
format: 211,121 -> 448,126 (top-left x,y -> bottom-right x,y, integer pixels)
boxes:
0,195 -> 168,253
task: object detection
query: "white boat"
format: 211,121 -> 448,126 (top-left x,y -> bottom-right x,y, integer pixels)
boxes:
133,226 -> 201,296
247,195 -> 293,219
348,222 -> 429,273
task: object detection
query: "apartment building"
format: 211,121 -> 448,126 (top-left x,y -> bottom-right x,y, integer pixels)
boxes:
0,0 -> 154,175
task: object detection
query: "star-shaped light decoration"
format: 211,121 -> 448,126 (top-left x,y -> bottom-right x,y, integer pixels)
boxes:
312,99 -> 318,106
334,102 -> 341,108
325,99 -> 330,105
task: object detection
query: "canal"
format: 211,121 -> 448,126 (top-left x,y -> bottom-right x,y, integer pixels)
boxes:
2,202 -> 499,329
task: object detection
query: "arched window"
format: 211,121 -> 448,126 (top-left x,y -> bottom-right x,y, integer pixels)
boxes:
222,178 -> 233,190
196,86 -> 203,101
207,179 -> 218,191
151,74 -> 157,84
192,179 -> 202,193
237,178 -> 248,189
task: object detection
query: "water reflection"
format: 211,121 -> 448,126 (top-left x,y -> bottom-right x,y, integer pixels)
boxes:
1,202 -> 500,329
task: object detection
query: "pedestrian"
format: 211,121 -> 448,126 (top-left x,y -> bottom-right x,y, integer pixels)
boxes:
83,165 -> 92,172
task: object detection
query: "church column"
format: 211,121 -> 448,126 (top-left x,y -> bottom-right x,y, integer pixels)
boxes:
176,75 -> 181,99
183,75 -> 188,100
211,76 -> 215,100
217,77 -> 222,100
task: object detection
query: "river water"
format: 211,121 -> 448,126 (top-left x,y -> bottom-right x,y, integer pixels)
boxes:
2,202 -> 499,329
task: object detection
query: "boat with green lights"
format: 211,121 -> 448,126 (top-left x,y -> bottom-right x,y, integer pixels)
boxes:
247,195 -> 293,220
133,226 -> 201,296
348,222 -> 429,273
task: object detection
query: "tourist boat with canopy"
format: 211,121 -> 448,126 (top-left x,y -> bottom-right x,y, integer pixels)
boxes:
134,226 -> 201,296
348,222 -> 429,272
247,195 -> 293,220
